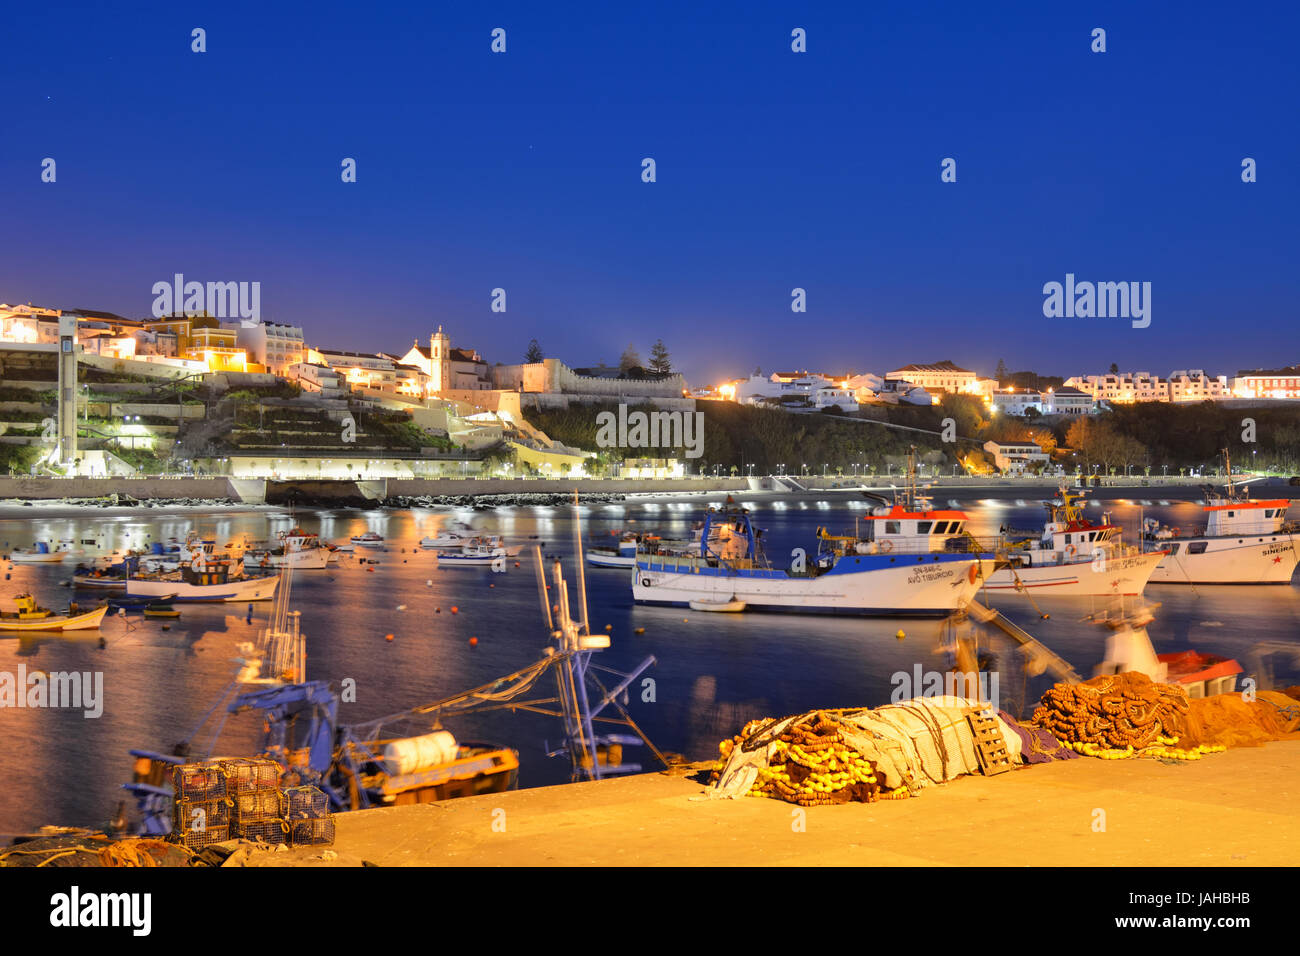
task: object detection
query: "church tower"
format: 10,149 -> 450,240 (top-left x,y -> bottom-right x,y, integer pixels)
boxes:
429,325 -> 452,394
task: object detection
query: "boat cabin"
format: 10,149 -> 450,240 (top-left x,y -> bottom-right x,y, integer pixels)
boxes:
1201,498 -> 1291,536
822,504 -> 972,557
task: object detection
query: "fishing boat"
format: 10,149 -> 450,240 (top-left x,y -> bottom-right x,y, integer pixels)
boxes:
72,563 -> 130,590
437,539 -> 510,567
419,525 -> 476,550
143,603 -> 181,619
108,592 -> 175,611
125,537 -> 279,603
9,541 -> 80,564
0,594 -> 108,631
1142,451 -> 1299,585
349,532 -> 385,549
979,485 -> 1166,596
587,531 -> 643,568
242,528 -> 331,571
633,497 -> 992,617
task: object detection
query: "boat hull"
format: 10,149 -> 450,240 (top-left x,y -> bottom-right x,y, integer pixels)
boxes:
587,551 -> 635,568
1147,534 -> 1300,584
10,552 -> 71,564
125,575 -> 280,602
981,550 -> 1165,596
632,554 -> 993,616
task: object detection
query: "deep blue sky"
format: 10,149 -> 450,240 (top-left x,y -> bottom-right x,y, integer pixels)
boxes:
3,1 -> 1296,384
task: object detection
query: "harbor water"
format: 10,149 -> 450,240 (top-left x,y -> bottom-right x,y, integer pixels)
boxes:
2,493 -> 1298,834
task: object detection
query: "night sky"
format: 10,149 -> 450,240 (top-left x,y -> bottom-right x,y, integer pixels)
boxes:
3,1 -> 1296,383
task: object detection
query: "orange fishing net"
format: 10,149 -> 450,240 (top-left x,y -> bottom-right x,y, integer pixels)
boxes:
1175,692 -> 1300,750
1032,672 -> 1189,749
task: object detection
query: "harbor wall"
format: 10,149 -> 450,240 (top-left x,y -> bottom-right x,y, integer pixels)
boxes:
0,476 -> 236,500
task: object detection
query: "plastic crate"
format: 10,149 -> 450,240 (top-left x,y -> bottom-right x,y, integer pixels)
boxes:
218,757 -> 281,793
285,785 -> 329,816
171,763 -> 227,803
289,817 -> 336,847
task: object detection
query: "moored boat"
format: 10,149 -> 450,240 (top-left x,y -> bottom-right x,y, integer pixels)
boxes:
242,528 -> 331,570
633,497 -> 991,617
126,537 -> 279,603
10,541 -> 80,564
980,485 -> 1166,596
1143,453 -> 1299,585
437,538 -> 510,567
349,532 -> 385,549
0,594 -> 108,632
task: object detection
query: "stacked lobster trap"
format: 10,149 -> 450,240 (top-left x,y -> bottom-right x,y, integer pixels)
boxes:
171,764 -> 230,849
168,758 -> 334,851
285,785 -> 336,846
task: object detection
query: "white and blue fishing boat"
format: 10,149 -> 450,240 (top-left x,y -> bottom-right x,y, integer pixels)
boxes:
632,496 -> 993,617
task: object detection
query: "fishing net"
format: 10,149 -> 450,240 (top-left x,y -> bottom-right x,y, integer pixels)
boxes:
1032,672 -> 1189,750
709,699 -> 1011,805
1176,691 -> 1300,750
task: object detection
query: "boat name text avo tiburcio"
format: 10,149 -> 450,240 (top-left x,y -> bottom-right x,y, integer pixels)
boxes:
631,497 -> 994,617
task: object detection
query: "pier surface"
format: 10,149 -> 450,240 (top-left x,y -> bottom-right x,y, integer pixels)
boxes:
250,740 -> 1300,866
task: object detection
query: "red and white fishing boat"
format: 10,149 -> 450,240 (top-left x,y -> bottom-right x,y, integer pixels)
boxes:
981,485 -> 1165,596
1143,453 -> 1299,585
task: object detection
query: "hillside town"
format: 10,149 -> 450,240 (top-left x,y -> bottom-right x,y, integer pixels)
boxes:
2,301 -> 1298,482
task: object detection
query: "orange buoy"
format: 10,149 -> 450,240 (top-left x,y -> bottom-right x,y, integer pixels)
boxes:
514,562 -> 520,568
605,624 -> 613,631
450,606 -> 458,614
385,634 -> 394,642
634,627 -> 645,635
489,583 -> 495,588
469,636 -> 478,646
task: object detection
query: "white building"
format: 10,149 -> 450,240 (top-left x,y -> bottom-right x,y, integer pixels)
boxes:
984,440 -> 1050,474
735,372 -> 831,404
1168,370 -> 1229,403
813,386 -> 858,412
286,362 -> 346,398
229,320 -> 305,374
990,388 -> 1044,416
886,360 -> 978,394
1044,386 -> 1093,415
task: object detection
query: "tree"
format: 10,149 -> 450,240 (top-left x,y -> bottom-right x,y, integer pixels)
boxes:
619,345 -> 642,373
649,339 -> 672,375
525,339 -> 544,363
1108,362 -> 1120,375
994,359 -> 1009,385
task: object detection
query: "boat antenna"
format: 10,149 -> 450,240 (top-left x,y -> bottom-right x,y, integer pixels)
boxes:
571,490 -> 590,635
532,543 -> 554,633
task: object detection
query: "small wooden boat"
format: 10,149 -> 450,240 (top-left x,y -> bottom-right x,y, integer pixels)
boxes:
143,603 -> 181,619
688,598 -> 746,613
0,594 -> 109,632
